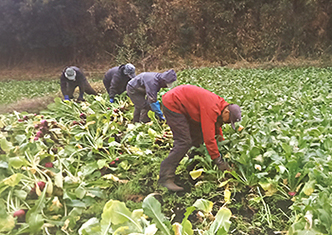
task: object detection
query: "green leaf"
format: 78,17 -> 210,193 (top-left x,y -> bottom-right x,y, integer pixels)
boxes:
75,186 -> 86,199
2,173 -> 23,187
207,208 -> 232,235
193,199 -> 213,213
66,199 -> 87,208
104,200 -> 131,225
148,128 -> 157,139
26,184 -> 48,233
14,189 -> 28,200
101,199 -> 143,234
281,143 -> 292,156
302,180 -> 316,196
142,194 -> 172,235
27,213 -> 44,233
0,201 -> 15,232
8,156 -> 26,169
78,217 -> 100,235
15,134 -> 27,145
0,161 -> 8,168
97,159 -> 107,169
180,206 -> 195,235
119,160 -> 131,171
323,139 -> 332,151
82,162 -> 98,176
0,137 -> 13,153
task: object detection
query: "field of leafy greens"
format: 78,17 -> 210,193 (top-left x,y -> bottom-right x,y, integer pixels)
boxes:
0,80 -> 59,105
0,67 -> 332,235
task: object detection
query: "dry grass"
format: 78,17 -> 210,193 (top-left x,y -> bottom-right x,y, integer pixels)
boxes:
0,95 -> 58,114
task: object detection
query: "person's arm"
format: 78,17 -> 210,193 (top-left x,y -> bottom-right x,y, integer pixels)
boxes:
109,75 -> 122,100
201,107 -> 231,170
145,76 -> 165,119
60,75 -> 70,100
200,109 -> 220,160
218,127 -> 224,141
143,73 -> 159,104
201,114 -> 230,170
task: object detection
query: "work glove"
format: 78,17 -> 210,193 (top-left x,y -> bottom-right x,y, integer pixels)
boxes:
64,95 -> 70,101
213,154 -> 230,171
110,98 -> 114,103
150,101 -> 164,120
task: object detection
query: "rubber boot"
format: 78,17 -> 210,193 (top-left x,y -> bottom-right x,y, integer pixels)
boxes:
159,178 -> 184,192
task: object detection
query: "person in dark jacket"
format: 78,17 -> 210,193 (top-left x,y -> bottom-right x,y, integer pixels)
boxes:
159,85 -> 242,191
60,66 -> 97,101
126,70 -> 177,123
103,63 -> 136,103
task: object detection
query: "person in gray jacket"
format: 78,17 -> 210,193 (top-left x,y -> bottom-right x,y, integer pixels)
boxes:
126,70 -> 177,123
103,63 -> 136,103
60,66 -> 97,101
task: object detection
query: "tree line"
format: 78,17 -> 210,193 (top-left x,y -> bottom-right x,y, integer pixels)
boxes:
1,0 -> 332,68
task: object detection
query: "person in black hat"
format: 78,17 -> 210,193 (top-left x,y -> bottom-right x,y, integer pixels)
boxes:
60,66 -> 97,101
159,85 -> 242,191
103,63 -> 136,103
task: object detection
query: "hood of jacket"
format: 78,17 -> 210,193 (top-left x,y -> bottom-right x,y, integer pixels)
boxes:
155,70 -> 177,88
118,64 -> 126,76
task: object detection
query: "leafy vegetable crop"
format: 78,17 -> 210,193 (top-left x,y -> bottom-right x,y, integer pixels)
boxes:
0,67 -> 332,234
0,80 -> 59,105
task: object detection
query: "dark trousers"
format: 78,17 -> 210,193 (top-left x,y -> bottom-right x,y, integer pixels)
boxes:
126,85 -> 151,123
103,78 -> 110,94
159,105 -> 203,181
84,81 -> 97,95
66,81 -> 97,98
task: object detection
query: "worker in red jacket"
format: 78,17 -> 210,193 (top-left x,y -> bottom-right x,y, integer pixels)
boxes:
159,85 -> 241,191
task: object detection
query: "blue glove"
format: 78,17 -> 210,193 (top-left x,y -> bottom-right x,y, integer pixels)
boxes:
110,98 -> 114,103
64,95 -> 70,101
150,101 -> 164,119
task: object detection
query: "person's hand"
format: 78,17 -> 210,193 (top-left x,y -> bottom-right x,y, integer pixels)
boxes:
64,95 -> 70,101
213,154 -> 230,171
110,98 -> 114,103
150,101 -> 164,120
156,114 -> 165,121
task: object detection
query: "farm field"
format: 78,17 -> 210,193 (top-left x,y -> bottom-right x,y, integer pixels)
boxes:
0,80 -> 60,105
0,67 -> 332,234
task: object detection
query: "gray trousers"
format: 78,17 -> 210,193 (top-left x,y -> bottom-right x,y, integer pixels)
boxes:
126,85 -> 151,123
159,105 -> 203,182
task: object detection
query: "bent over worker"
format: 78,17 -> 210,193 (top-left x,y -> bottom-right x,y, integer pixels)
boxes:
60,66 -> 97,101
103,63 -> 136,103
159,85 -> 241,191
126,70 -> 177,123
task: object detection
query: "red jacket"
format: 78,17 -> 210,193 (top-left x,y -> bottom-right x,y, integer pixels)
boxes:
162,85 -> 229,160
